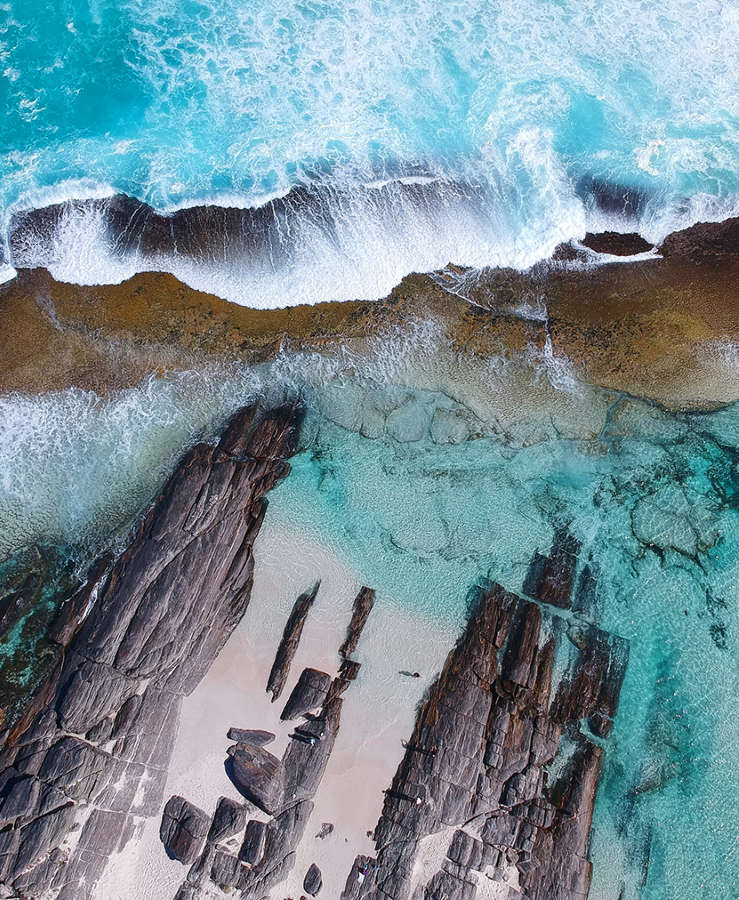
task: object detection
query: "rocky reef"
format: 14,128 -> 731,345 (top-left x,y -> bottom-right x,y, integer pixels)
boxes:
1,215 -> 737,409
0,402 -> 303,898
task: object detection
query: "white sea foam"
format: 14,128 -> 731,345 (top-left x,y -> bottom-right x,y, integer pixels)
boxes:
0,319 -> 451,559
0,370 -> 260,558
7,164 -> 589,308
7,167 -> 737,310
2,0 -> 737,307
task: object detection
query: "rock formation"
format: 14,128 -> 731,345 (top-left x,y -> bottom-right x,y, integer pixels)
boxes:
0,402 -> 303,898
266,581 -> 321,702
166,582 -> 377,899
343,535 -> 628,900
2,215 -> 737,409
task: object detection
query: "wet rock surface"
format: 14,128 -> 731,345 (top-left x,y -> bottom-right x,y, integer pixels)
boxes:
2,217 -> 736,410
580,231 -> 653,256
523,525 -> 581,609
0,402 -> 302,898
343,554 -> 628,899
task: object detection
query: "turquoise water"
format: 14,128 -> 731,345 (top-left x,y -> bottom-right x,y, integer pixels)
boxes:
268,398 -> 739,900
2,1 -> 738,303
1,1 -> 737,893
0,365 -> 736,897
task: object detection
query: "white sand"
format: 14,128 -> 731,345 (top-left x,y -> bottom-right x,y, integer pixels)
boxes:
98,522 -> 459,899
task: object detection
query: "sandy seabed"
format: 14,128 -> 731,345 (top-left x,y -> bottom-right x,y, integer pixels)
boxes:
97,521 -> 460,899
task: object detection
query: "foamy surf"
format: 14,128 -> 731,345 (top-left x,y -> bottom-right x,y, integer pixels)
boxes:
7,172 -> 739,309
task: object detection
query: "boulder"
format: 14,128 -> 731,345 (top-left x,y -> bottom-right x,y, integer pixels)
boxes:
304,862 -> 323,895
280,668 -> 331,721
207,796 -> 246,844
160,795 -> 209,864
227,744 -> 283,814
226,728 -> 275,746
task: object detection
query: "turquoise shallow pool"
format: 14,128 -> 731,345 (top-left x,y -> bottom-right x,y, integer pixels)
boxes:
0,365 -> 736,898
266,397 -> 739,899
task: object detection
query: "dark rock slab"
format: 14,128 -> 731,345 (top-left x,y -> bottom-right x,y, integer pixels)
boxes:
0,403 -> 302,897
280,668 -> 332,720
240,818 -> 268,865
266,581 -> 320,702
210,849 -> 242,889
551,624 -> 629,738
304,861 -> 323,895
226,727 -> 275,746
523,525 -> 581,609
338,587 -> 375,659
160,795 -> 210,864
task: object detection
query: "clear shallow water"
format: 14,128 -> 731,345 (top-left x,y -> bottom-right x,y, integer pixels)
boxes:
0,363 -> 736,898
2,0 -> 738,305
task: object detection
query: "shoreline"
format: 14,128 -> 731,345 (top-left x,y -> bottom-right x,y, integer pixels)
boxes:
0,215 -> 737,411
97,524 -> 460,899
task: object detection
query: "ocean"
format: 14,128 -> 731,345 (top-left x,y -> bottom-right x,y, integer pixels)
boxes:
1,0 -> 738,305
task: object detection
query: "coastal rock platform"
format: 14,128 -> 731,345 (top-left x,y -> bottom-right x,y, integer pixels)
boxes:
1,216 -> 737,410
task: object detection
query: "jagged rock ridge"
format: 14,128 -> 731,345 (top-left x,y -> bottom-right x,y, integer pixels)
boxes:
343,530 -> 628,900
0,402 -> 303,898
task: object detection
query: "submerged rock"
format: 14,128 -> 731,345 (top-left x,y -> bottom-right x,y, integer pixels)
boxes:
523,525 -> 581,609
386,399 -> 432,442
227,744 -> 283,815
